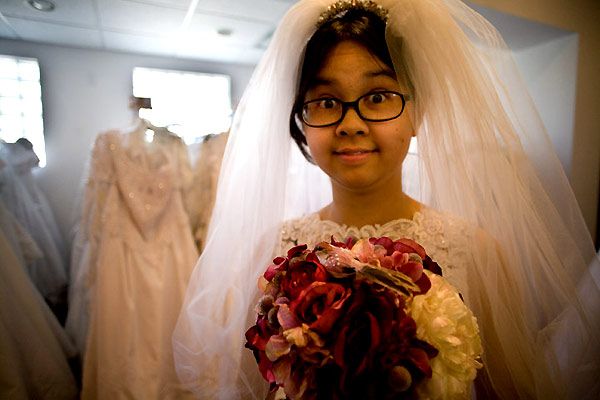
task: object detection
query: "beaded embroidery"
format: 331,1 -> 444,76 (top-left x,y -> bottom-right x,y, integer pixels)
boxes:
279,208 -> 474,299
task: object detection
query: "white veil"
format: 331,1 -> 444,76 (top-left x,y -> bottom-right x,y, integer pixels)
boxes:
173,0 -> 600,399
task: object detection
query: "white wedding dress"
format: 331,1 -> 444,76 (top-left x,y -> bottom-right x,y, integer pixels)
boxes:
0,143 -> 68,305
68,125 -> 198,399
278,208 -> 501,398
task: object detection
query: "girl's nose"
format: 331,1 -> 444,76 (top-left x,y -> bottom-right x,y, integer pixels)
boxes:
335,106 -> 369,137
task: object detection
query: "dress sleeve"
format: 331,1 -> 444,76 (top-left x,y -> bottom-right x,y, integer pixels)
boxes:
66,131 -> 116,355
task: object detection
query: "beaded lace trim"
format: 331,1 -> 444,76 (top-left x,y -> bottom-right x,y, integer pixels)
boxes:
279,208 -> 474,296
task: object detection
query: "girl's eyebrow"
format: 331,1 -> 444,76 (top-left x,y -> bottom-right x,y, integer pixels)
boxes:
366,68 -> 397,79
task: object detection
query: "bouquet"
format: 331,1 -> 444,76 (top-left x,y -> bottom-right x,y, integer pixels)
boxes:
245,237 -> 482,399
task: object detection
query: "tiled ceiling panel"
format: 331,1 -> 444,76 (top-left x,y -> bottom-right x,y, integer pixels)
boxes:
0,0 -> 292,64
0,0 -> 98,27
98,0 -> 188,35
5,16 -> 103,48
184,13 -> 272,47
194,0 -> 291,22
0,22 -> 18,39
102,30 -> 176,56
122,0 -> 191,10
174,35 -> 266,63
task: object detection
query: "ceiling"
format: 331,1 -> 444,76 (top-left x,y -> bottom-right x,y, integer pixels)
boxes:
0,0 -> 297,65
0,0 -> 573,65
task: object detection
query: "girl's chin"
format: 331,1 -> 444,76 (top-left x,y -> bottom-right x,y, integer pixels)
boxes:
332,176 -> 382,193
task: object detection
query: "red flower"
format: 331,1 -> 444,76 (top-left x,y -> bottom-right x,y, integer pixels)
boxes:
331,281 -> 437,397
245,315 -> 272,351
280,252 -> 328,299
245,316 -> 279,383
333,282 -> 396,377
329,235 -> 356,249
246,237 -> 448,399
264,256 -> 289,282
290,281 -> 351,335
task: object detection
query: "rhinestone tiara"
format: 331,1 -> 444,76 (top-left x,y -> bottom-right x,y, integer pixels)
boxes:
316,0 -> 389,28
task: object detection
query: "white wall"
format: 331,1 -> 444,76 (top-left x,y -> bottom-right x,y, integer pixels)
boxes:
473,3 -> 579,179
472,0 -> 600,247
513,34 -> 579,177
0,38 -> 255,238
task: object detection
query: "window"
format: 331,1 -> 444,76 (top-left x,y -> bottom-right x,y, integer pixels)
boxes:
132,67 -> 232,144
0,55 -> 46,166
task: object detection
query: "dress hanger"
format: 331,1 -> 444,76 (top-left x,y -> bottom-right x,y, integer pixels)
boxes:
128,96 -> 179,141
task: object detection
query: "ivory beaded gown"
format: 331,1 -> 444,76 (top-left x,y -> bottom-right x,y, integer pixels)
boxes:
72,125 -> 198,399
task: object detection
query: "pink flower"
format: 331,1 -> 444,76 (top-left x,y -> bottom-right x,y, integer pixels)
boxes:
367,237 -> 435,294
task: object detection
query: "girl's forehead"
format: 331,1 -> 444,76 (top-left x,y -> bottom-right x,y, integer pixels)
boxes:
312,41 -> 395,84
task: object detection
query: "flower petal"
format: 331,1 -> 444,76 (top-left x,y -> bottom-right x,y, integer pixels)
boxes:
278,304 -> 300,330
266,334 -> 292,361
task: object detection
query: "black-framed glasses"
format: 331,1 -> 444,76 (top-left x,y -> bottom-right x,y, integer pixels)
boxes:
300,91 -> 409,127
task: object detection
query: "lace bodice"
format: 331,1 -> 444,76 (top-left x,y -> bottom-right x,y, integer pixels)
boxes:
85,128 -> 193,244
279,208 -> 475,300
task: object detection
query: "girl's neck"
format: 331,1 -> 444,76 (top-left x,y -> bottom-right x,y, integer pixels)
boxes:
319,180 -> 422,227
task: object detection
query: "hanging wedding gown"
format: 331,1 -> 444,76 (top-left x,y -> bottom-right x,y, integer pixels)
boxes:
0,142 -> 67,305
186,132 -> 229,252
69,124 -> 198,399
0,199 -> 78,400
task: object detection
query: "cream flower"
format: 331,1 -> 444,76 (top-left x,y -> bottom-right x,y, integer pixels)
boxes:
409,271 -> 483,399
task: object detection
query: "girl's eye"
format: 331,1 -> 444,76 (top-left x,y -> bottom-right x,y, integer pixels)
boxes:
318,98 -> 337,109
367,93 -> 386,104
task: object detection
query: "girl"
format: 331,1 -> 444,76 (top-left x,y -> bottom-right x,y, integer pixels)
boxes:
174,1 -> 600,398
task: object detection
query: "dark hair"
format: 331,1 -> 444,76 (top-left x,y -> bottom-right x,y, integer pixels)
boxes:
289,10 -> 394,162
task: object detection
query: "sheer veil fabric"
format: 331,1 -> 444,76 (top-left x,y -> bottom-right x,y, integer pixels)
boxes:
173,0 -> 600,398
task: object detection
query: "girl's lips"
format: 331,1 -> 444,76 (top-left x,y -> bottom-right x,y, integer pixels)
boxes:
333,149 -> 377,164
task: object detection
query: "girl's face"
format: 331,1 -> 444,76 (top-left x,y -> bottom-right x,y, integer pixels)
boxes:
302,40 -> 414,194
